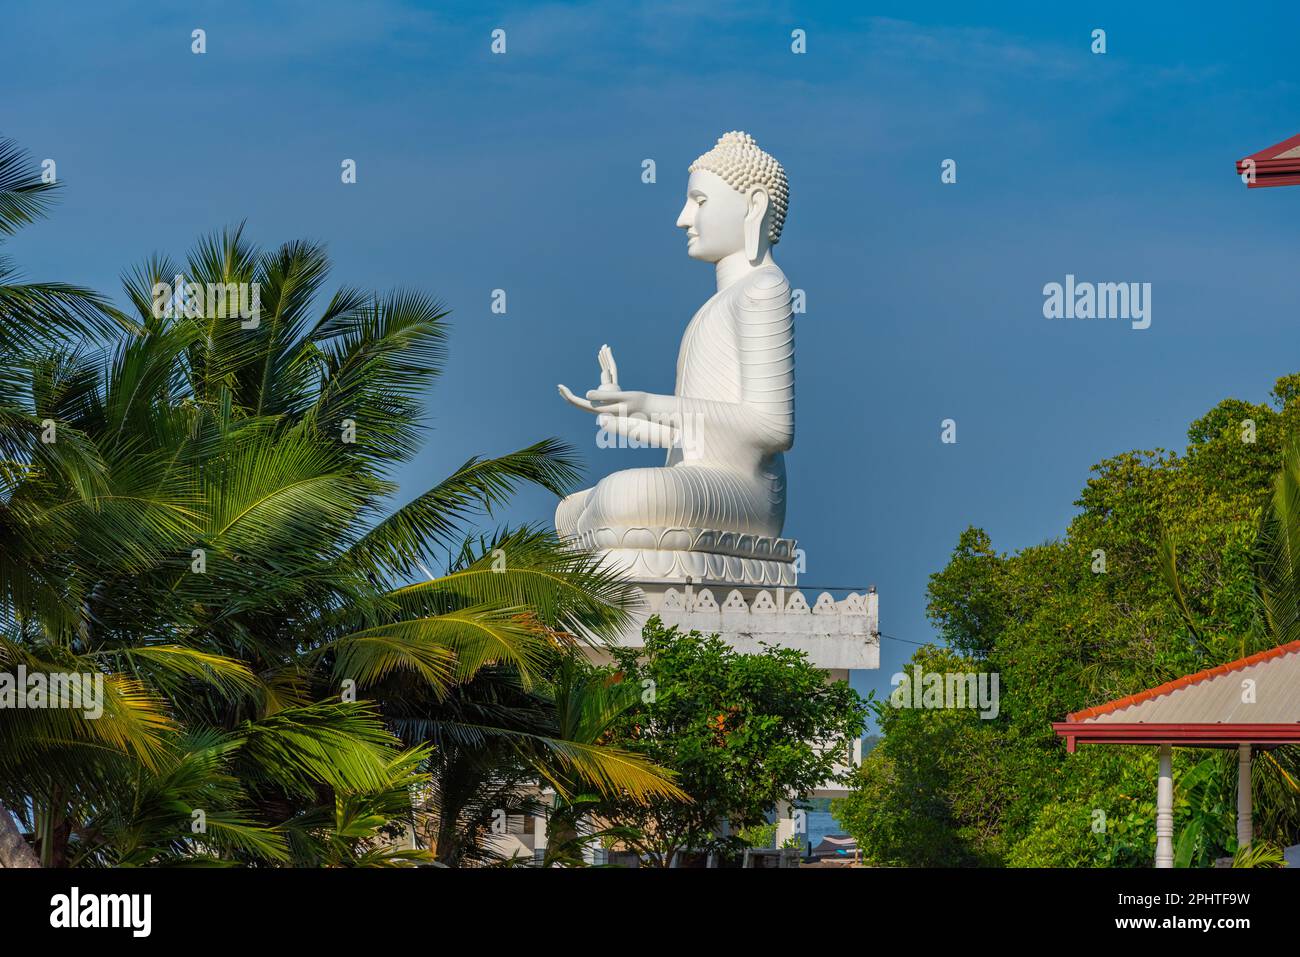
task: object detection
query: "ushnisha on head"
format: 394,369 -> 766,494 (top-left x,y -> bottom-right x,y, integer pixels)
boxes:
676,131 -> 789,264
689,131 -> 789,244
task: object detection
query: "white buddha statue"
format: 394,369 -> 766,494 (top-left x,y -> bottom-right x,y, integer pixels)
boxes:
556,131 -> 797,585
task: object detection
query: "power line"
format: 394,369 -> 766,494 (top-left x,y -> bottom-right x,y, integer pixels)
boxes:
878,632 -> 935,647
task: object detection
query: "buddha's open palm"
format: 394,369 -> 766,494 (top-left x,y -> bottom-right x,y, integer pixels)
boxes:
558,344 -> 638,413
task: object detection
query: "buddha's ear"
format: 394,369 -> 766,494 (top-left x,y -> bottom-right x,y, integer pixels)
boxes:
744,187 -> 770,262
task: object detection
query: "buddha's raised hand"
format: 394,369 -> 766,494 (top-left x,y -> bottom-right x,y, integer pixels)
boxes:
558,344 -> 620,414
587,343 -> 651,414
586,343 -> 654,414
597,344 -> 619,391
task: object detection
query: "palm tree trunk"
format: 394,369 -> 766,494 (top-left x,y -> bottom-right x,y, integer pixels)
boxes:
0,801 -> 39,868
38,785 -> 69,867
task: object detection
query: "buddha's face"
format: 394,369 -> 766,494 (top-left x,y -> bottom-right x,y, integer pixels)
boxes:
676,169 -> 748,262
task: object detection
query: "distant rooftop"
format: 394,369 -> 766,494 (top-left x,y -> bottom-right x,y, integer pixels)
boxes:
1236,133 -> 1300,187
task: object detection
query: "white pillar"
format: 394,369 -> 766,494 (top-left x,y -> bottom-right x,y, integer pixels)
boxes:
1237,744 -> 1253,848
1155,744 -> 1174,869
774,800 -> 795,847
533,810 -> 547,852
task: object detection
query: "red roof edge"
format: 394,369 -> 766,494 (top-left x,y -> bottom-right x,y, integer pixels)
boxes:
1243,174 -> 1300,189
1238,132 -> 1300,167
1052,722 -> 1300,747
1065,640 -> 1300,723
1236,133 -> 1300,187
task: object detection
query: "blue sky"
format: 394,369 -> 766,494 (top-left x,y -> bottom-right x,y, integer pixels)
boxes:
6,1 -> 1300,717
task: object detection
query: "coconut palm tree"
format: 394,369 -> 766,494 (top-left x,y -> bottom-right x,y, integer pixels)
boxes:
0,188 -> 681,865
0,137 -> 135,867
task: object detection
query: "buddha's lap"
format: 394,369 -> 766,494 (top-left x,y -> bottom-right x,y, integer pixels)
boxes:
563,465 -> 780,534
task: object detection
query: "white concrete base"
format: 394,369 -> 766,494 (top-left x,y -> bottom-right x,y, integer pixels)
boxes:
594,580 -> 880,673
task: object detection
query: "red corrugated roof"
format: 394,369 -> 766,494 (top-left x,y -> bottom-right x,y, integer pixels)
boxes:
1067,640 -> 1300,723
1236,133 -> 1300,188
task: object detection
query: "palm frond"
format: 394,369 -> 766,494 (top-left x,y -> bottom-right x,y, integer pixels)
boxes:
0,137 -> 56,234
348,440 -> 582,578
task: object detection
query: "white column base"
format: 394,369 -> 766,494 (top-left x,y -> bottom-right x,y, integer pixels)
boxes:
1155,744 -> 1174,869
1237,743 -> 1253,849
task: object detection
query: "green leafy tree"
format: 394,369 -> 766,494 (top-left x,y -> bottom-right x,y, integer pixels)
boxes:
596,617 -> 866,866
835,644 -> 1005,866
840,376 -> 1300,866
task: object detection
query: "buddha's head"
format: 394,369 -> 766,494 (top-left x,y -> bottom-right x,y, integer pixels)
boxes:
676,131 -> 789,264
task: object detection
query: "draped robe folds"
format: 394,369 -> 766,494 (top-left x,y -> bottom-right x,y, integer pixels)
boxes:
556,264 -> 794,541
